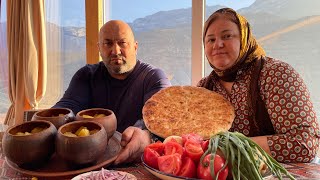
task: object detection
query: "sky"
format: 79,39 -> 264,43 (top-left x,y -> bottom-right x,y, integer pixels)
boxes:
59,0 -> 255,26
0,0 -> 256,26
109,0 -> 256,22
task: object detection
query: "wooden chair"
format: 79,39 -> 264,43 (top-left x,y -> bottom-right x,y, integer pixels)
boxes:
23,110 -> 41,121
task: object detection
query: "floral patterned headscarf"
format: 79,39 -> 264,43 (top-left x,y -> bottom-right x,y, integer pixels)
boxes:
203,8 -> 266,82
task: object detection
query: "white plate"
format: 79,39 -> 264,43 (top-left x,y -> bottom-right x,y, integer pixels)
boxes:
72,169 -> 137,180
141,155 -> 274,180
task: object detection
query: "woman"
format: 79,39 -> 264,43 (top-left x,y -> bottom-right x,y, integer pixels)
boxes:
198,8 -> 320,163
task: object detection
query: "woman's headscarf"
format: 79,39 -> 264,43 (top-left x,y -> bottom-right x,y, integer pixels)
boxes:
203,8 -> 265,82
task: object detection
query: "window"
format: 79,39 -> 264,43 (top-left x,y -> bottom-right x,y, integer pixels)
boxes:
108,0 -> 192,85
107,0 -> 320,117
0,0 -> 86,121
0,0 -> 9,121
0,0 -> 319,121
41,0 -> 86,109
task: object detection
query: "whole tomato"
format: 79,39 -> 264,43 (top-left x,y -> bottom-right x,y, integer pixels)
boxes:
197,154 -> 228,180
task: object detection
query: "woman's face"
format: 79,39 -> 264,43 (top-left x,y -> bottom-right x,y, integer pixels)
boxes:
204,17 -> 241,71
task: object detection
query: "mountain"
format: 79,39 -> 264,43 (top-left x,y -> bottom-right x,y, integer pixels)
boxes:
130,8 -> 191,32
239,0 -> 320,20
130,5 -> 227,32
46,23 -> 86,53
135,26 -> 192,85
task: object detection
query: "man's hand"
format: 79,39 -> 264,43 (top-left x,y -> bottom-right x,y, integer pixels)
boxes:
114,126 -> 151,165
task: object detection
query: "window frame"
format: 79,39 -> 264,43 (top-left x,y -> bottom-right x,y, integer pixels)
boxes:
85,0 -> 103,64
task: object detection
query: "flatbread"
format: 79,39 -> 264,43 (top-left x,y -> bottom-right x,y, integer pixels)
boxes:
143,86 -> 235,139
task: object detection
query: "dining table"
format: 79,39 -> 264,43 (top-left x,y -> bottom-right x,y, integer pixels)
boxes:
0,128 -> 319,180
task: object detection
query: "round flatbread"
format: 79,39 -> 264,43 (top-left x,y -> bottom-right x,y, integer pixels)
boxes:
143,86 -> 235,139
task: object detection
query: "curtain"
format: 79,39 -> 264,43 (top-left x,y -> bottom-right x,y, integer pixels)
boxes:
5,0 -> 47,125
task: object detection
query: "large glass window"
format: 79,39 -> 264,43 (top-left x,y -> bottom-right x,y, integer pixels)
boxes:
1,0 -> 318,121
108,0 -> 192,85
41,0 -> 86,109
0,0 -> 9,122
205,0 -> 320,116
0,0 -> 86,122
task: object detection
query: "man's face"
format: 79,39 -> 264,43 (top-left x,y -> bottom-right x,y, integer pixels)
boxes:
98,21 -> 138,79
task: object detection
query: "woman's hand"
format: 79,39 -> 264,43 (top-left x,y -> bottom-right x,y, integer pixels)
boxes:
114,127 -> 151,165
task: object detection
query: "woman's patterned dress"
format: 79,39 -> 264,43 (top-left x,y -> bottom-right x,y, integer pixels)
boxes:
198,57 -> 320,163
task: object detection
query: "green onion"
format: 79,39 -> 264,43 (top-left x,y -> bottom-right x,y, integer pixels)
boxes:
200,131 -> 296,180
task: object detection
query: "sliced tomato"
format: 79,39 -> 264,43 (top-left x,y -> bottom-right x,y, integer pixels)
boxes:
164,141 -> 184,156
143,147 -> 160,169
184,139 -> 204,162
182,133 -> 203,146
158,153 -> 182,176
201,140 -> 209,152
146,141 -> 165,155
177,156 -> 196,178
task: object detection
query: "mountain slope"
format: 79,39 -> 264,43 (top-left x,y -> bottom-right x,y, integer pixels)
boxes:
130,5 -> 226,32
240,0 -> 320,20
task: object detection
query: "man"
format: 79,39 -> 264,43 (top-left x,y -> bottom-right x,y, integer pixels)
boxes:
53,20 -> 171,164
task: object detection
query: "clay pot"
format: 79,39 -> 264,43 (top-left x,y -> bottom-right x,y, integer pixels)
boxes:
75,108 -> 117,139
55,121 -> 108,166
32,108 -> 75,129
2,120 -> 57,168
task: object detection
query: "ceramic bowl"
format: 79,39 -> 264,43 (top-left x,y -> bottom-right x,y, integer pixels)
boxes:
31,108 -> 75,129
75,108 -> 117,139
55,121 -> 109,166
2,120 -> 57,168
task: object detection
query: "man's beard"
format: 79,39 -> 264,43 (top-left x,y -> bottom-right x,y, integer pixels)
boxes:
103,55 -> 135,75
